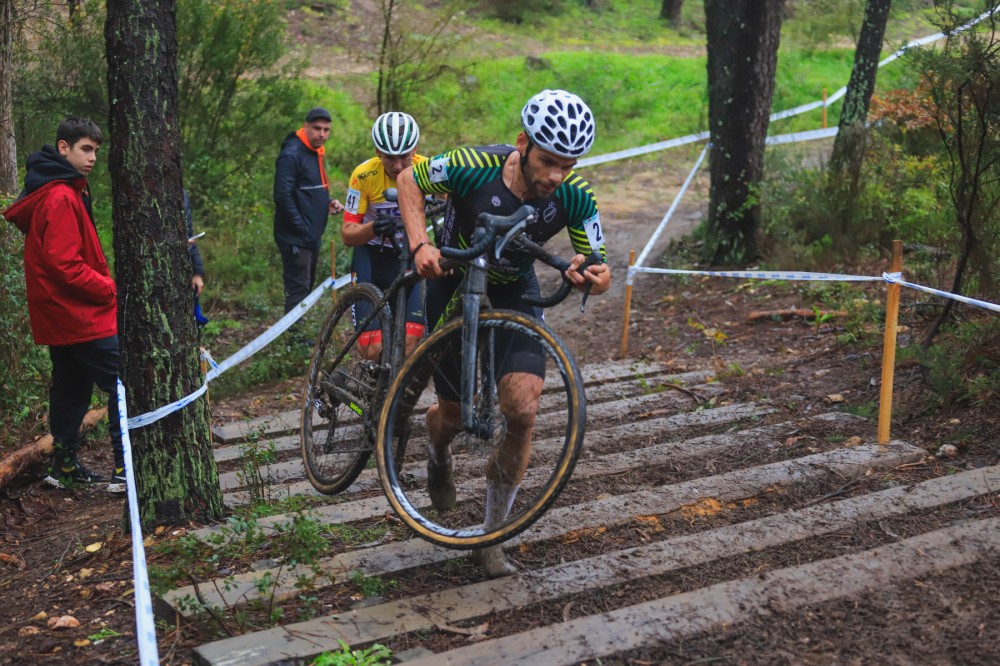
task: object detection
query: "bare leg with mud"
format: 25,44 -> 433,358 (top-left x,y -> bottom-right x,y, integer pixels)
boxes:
472,371 -> 542,577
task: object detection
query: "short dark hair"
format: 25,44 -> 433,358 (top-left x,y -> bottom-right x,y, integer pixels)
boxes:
56,117 -> 103,148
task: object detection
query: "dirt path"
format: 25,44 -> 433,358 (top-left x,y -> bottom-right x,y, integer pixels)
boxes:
4,124 -> 1000,666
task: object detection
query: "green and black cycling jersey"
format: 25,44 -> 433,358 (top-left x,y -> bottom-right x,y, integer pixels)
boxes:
412,144 -> 607,284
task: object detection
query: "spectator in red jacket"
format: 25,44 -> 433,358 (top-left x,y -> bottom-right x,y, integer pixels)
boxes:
2,117 -> 126,494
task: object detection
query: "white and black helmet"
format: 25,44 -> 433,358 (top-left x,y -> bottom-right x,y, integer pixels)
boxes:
371,112 -> 420,155
520,89 -> 595,158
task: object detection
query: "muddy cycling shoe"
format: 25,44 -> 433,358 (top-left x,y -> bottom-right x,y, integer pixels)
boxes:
471,545 -> 517,578
426,458 -> 457,512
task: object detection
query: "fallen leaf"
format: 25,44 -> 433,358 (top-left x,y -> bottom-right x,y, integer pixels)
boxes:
0,553 -> 25,568
154,526 -> 166,536
95,582 -> 116,594
47,615 -> 80,630
84,543 -> 102,554
78,588 -> 93,600
826,393 -> 845,403
844,436 -> 863,447
31,611 -> 48,622
18,626 -> 40,637
73,639 -> 91,648
78,568 -> 93,579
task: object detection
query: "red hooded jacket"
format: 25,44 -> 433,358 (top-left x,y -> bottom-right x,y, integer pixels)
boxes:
3,165 -> 117,346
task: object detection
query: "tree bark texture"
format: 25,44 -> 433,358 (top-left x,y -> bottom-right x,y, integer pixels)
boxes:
829,0 -> 892,182
105,0 -> 222,527
0,0 -> 17,195
661,0 -> 683,23
703,0 -> 785,265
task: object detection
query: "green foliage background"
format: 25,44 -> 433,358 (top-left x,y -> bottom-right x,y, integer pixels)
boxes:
1,0 -> 994,447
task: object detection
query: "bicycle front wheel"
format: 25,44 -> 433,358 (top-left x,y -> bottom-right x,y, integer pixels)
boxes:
376,309 -> 585,549
301,283 -> 391,495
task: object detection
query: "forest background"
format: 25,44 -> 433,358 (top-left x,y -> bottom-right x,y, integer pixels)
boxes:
1,0 -> 996,452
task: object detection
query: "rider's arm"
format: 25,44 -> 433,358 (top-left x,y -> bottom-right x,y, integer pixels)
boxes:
397,166 -> 444,279
342,166 -> 376,247
563,176 -> 611,295
341,216 -> 375,247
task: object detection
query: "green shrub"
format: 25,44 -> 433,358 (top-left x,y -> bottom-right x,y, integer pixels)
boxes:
0,200 -> 50,449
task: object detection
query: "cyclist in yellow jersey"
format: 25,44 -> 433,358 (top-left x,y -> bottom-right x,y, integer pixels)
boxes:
342,112 -> 428,359
397,90 -> 611,577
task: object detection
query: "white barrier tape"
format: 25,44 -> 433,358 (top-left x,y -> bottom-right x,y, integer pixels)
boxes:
577,130 -> 710,168
581,6 -> 998,169
634,266 -> 883,282
883,272 -> 1000,313
200,347 -> 220,372
769,99 -> 826,121
765,126 -> 839,146
126,273 -> 352,429
115,380 -> 161,666
207,274 -> 350,381
628,145 -> 709,286
825,85 -> 848,107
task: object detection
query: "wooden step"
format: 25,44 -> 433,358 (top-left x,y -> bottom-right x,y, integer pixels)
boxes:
163,441 -> 920,621
220,398 -> 768,504
210,362 -> 706,443
189,466 -> 1000,666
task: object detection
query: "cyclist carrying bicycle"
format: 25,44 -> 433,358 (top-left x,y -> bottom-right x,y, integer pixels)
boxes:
396,89 -> 611,577
342,112 -> 428,360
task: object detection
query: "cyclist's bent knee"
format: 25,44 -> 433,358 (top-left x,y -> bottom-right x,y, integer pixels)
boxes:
499,373 -> 543,435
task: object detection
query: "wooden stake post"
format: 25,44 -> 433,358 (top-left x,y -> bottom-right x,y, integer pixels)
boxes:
877,240 -> 903,446
619,250 -> 636,359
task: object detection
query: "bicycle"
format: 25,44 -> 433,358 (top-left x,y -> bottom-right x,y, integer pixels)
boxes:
375,204 -> 603,550
300,194 -> 446,495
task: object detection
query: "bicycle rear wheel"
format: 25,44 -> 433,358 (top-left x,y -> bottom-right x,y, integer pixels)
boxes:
376,309 -> 585,549
301,283 -> 391,495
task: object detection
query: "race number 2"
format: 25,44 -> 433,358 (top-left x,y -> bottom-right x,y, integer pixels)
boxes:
583,213 -> 604,251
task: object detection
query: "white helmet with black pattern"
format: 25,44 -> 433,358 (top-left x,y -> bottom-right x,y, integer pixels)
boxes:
372,112 -> 420,155
520,89 -> 595,158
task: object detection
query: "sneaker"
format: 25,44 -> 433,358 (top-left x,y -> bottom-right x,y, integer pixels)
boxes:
107,468 -> 127,495
43,462 -> 109,489
427,457 -> 456,512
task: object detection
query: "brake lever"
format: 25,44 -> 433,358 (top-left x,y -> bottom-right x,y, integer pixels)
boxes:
576,252 -> 604,313
495,215 -> 532,261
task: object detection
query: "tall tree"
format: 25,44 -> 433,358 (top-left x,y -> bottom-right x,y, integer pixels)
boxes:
660,0 -> 683,23
703,0 -> 786,264
828,0 -> 892,185
0,0 -> 17,195
105,0 -> 222,527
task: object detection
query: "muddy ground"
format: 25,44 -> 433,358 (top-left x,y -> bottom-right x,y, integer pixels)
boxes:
2,151 -> 1000,664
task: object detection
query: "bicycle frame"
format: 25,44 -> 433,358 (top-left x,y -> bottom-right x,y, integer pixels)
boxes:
459,226 -> 493,437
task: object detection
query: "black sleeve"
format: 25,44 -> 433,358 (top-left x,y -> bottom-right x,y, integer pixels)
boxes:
273,150 -> 307,233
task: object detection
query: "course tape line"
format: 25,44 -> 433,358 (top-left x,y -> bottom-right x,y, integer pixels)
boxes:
116,380 -> 161,666
627,126 -> 838,286
628,266 -> 884,283
126,273 -> 352,429
883,272 -> 1000,313
632,145 -> 709,276
579,5 -> 998,169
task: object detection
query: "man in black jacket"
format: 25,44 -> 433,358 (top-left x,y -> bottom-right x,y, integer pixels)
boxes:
273,107 -> 344,313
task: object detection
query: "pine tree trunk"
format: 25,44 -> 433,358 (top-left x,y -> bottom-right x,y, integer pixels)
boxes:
0,0 -> 17,196
660,0 -> 683,23
703,0 -> 785,265
105,0 -> 222,527
829,0 -> 892,184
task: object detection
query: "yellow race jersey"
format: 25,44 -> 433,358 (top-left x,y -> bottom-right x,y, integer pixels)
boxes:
343,154 -> 428,249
